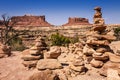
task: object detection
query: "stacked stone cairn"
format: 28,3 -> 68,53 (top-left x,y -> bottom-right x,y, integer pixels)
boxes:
21,37 -> 47,68
0,43 -> 11,58
83,7 -> 117,68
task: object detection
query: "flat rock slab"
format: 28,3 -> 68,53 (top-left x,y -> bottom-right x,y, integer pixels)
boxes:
37,59 -> 63,70
21,55 -> 41,61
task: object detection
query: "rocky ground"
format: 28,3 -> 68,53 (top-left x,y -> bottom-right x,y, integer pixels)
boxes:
0,51 -> 106,80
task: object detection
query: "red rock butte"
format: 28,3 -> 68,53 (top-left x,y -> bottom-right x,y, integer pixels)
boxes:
11,15 -> 52,27
63,17 -> 90,26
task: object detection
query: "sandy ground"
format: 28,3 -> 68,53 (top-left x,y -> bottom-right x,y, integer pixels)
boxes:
0,51 -> 39,80
0,51 -> 106,80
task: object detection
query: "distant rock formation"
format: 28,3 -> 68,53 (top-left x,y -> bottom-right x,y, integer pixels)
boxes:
63,17 -> 90,26
11,15 -> 52,27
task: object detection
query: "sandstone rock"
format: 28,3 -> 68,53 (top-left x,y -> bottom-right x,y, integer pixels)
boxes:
87,40 -> 109,46
21,55 -> 41,61
83,45 -> 95,56
96,47 -> 107,53
93,7 -> 106,32
90,59 -> 103,68
107,68 -> 120,80
44,46 -> 61,59
93,52 -> 103,56
37,59 -> 62,70
93,53 -> 109,61
29,50 -> 41,55
99,61 -> 120,76
22,49 -> 30,55
106,52 -> 120,63
101,35 -> 116,41
54,70 -> 68,80
69,64 -> 86,72
60,47 -> 69,53
35,42 -> 44,47
93,25 -> 106,32
72,57 -> 84,66
30,46 -> 41,50
22,60 -> 38,68
28,69 -> 60,80
109,41 -> 120,55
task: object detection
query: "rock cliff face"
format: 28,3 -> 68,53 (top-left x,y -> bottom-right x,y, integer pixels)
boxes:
63,17 -> 90,26
11,15 -> 52,27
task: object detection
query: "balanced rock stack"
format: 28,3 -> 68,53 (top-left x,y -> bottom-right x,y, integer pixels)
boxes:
68,57 -> 87,77
83,7 -> 116,68
0,43 -> 11,58
21,37 -> 47,68
37,46 -> 62,70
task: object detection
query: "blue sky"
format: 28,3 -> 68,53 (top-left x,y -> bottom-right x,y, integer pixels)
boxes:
0,0 -> 120,25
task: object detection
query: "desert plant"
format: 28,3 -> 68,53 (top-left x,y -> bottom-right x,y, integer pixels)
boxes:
0,14 -> 26,51
0,14 -> 18,45
114,27 -> 120,40
50,33 -> 70,46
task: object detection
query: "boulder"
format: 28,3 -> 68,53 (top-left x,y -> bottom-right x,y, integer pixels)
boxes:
99,61 -> 120,76
44,46 -> 61,59
37,59 -> 63,70
72,57 -> 84,66
92,53 -> 109,61
96,48 -> 107,53
83,45 -> 95,56
106,52 -> 120,63
109,41 -> 120,55
107,68 -> 120,80
90,59 -> 103,68
28,69 -> 60,80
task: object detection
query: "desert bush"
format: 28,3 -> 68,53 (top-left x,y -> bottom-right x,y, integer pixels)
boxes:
114,27 -> 120,40
8,35 -> 26,51
50,33 -> 71,46
50,33 -> 79,46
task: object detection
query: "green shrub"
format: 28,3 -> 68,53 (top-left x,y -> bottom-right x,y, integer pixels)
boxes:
50,33 -> 70,46
113,27 -> 120,40
8,36 -> 26,51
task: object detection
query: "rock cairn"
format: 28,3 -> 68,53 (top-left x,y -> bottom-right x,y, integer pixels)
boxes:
83,7 -> 116,68
21,37 -> 47,68
0,43 -> 11,58
25,7 -> 120,79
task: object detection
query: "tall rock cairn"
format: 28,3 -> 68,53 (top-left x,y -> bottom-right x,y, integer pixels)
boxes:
21,37 -> 47,68
83,7 -> 116,68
